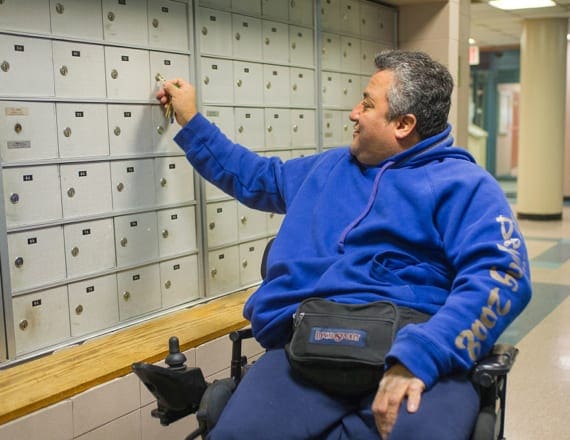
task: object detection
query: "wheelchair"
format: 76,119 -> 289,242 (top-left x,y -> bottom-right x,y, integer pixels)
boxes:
133,240 -> 518,440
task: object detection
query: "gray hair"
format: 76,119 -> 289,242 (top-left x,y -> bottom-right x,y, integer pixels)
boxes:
374,50 -> 453,139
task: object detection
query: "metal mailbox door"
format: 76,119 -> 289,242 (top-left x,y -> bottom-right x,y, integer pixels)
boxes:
154,156 -> 195,206
68,274 -> 119,337
159,255 -> 200,308
102,0 -> 149,45
157,206 -> 197,257
264,109 -> 291,150
117,264 -> 161,321
56,103 -> 109,158
108,104 -> 153,156
105,47 -> 151,100
263,65 -> 290,107
234,61 -> 263,106
0,0 -> 50,34
207,200 -> 238,248
3,165 -> 62,227
0,102 -> 58,163
289,25 -> 314,67
237,203 -> 267,241
321,33 -> 341,71
13,287 -> 70,356
262,21 -> 289,64
63,219 -> 116,278
60,162 -> 113,218
52,41 -> 106,98
198,8 -> 232,57
200,58 -> 234,105
321,71 -> 342,108
8,226 -> 67,292
204,107 -> 236,141
232,15 -> 262,61
235,108 -> 265,151
0,35 -> 54,97
290,68 -> 315,107
110,159 -> 156,211
291,109 -> 316,148
207,246 -> 240,297
239,239 -> 266,286
114,211 -> 159,267
340,37 -> 361,74
50,0 -> 104,40
148,0 -> 189,51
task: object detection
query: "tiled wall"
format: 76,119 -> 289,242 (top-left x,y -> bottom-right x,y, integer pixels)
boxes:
0,333 -> 264,440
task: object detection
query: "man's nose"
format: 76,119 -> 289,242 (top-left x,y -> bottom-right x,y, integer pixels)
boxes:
349,103 -> 361,122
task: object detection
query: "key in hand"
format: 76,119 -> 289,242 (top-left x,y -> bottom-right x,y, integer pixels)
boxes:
155,73 -> 174,123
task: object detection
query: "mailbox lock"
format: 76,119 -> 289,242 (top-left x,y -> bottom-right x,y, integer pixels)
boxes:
266,81 -> 271,90
209,222 -> 215,230
114,126 -> 121,136
242,259 -> 248,268
160,177 -> 167,187
267,125 -> 273,133
164,280 -> 171,289
19,319 -> 28,331
235,32 -> 241,41
9,193 -> 19,204
59,65 -> 68,76
116,182 -> 124,192
71,246 -> 79,257
152,18 -> 159,28
156,125 -> 165,135
238,125 -> 244,133
240,216 -> 247,224
14,123 -> 22,134
122,291 -> 131,300
203,76 -> 210,85
110,69 -> 119,80
67,187 -> 75,198
265,37 -> 270,45
293,124 -> 299,132
107,11 -> 116,21
236,79 -> 243,87
161,229 -> 169,238
1,61 -> 9,73
210,268 -> 217,278
75,305 -> 84,315
120,237 -> 128,247
292,84 -> 298,91
55,3 -> 64,14
14,256 -> 24,268
201,26 -> 208,36
63,127 -> 72,137
291,42 -> 297,50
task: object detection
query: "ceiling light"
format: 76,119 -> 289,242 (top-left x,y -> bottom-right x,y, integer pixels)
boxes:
489,0 -> 556,10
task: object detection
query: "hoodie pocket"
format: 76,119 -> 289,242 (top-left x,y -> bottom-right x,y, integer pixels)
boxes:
370,252 -> 451,304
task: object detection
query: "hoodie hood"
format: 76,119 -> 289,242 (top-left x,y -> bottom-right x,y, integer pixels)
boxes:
337,124 -> 475,252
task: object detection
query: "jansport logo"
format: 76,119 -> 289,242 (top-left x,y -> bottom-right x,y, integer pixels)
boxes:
310,327 -> 367,347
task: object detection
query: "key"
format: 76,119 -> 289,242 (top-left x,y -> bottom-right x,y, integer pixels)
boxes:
155,73 -> 175,123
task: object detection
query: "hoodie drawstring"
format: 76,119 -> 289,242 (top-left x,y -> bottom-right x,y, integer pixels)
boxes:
337,160 -> 395,253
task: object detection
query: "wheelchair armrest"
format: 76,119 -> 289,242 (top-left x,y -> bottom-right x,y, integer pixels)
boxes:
471,343 -> 518,388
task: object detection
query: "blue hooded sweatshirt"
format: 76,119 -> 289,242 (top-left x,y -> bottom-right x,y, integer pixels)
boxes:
175,113 -> 532,389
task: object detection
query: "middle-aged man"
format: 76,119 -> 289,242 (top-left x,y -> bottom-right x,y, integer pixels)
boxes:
156,50 -> 531,439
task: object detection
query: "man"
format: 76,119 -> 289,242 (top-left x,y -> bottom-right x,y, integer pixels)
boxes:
157,50 -> 531,439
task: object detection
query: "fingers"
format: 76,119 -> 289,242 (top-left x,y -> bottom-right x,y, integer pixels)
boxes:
372,364 -> 425,439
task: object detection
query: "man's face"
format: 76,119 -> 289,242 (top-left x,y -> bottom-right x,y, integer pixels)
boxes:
349,70 -> 404,165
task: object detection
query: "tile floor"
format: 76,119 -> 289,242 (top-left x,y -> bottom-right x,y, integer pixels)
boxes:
501,203 -> 570,439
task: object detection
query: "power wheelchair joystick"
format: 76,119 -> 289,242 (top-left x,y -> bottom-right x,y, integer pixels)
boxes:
132,330 -> 253,440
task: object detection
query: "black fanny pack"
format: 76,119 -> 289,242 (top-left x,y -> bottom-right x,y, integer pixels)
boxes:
284,298 -> 430,397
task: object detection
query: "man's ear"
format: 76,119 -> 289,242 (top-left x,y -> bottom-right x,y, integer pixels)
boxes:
394,114 -> 417,140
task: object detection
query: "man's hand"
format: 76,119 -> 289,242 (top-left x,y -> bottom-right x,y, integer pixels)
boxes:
372,363 -> 425,439
155,78 -> 197,127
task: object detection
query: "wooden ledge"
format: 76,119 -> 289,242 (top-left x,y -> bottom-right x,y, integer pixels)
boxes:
0,288 -> 254,425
